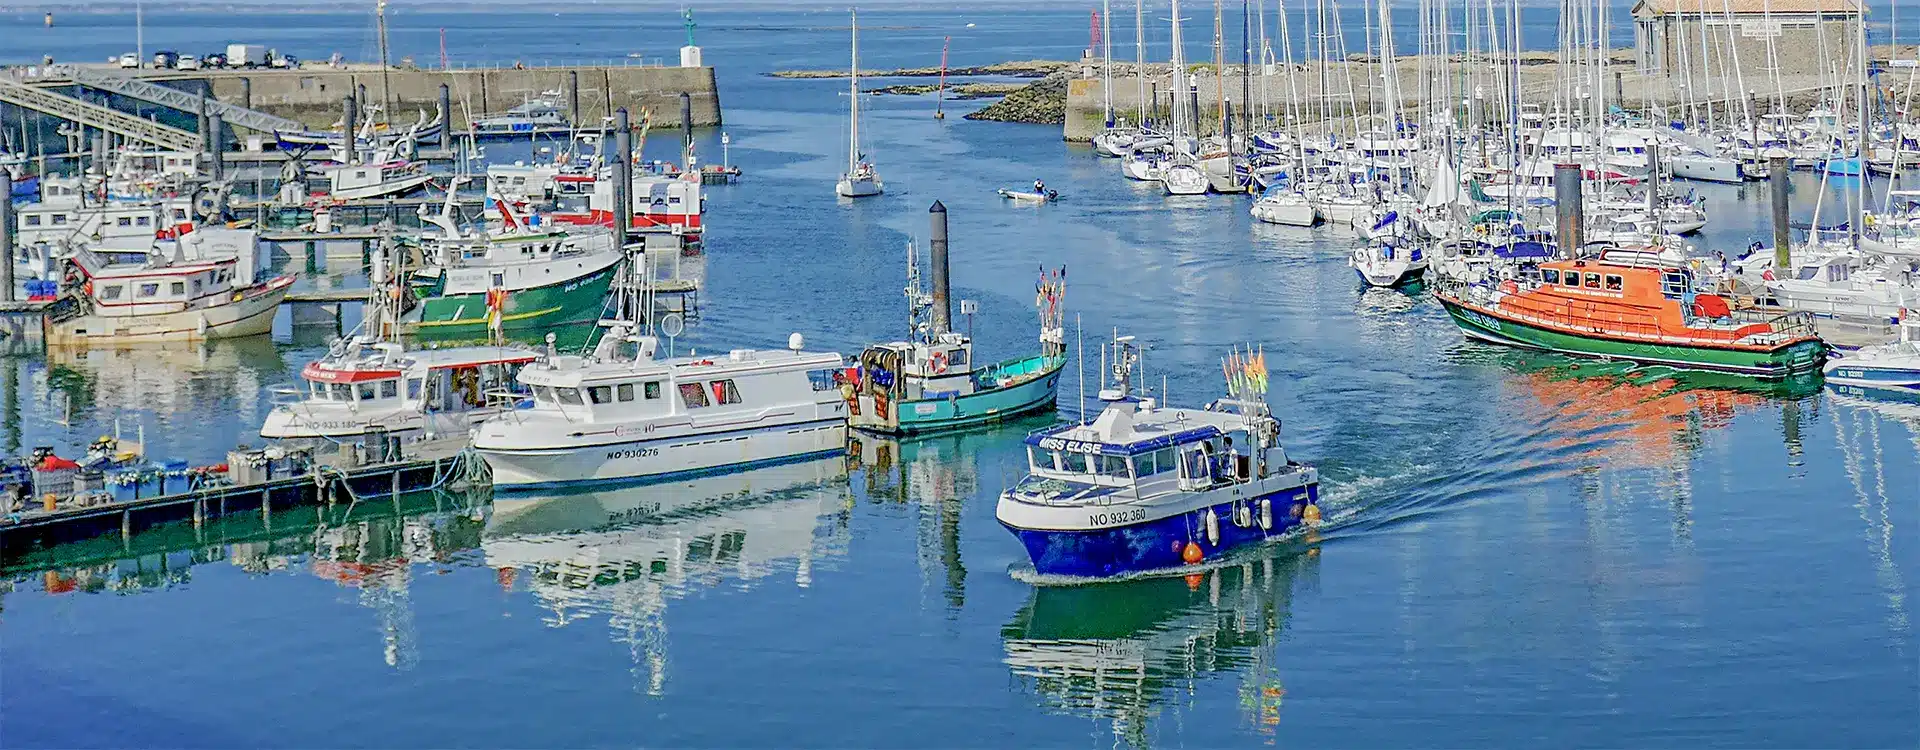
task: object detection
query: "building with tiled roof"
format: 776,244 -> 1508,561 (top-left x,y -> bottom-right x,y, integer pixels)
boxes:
1631,0 -> 1864,81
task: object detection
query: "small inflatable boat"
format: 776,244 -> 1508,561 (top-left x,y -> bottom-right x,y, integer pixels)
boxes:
997,188 -> 1059,203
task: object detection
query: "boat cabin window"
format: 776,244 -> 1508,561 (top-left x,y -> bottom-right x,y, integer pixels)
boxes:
1542,269 -> 1560,285
101,285 -> 124,301
1097,454 -> 1130,480
380,380 -> 398,399
1061,452 -> 1092,475
357,383 -> 376,401
138,283 -> 160,298
807,369 -> 839,391
645,381 -> 662,400
170,282 -> 186,296
710,379 -> 742,405
1562,272 -> 1579,288
136,216 -> 150,227
556,388 -> 584,406
679,382 -> 710,409
1604,274 -> 1624,291
1583,273 -> 1601,289
617,384 -> 635,402
588,385 -> 613,404
309,381 -> 326,399
118,217 -> 132,227
24,215 -> 39,226
947,349 -> 968,368
330,383 -> 351,401
51,215 -> 66,225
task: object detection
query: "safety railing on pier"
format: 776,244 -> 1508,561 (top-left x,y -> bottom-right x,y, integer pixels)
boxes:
0,76 -> 201,151
45,64 -> 306,134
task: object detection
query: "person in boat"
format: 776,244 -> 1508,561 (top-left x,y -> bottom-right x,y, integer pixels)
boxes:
1033,179 -> 1045,195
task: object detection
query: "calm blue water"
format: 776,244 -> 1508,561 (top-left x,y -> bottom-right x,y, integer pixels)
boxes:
2,8 -> 1917,749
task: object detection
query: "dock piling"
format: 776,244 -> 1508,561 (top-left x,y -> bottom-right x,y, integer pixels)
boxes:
614,108 -> 633,243
1553,163 -> 1583,258
240,77 -> 252,111
0,171 -> 14,303
680,92 -> 694,168
1770,155 -> 1791,271
929,201 -> 951,335
437,84 -> 451,144
343,95 -> 358,165
207,112 -> 225,182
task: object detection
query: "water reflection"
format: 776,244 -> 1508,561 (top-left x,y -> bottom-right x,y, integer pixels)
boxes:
2,488 -> 487,652
481,456 -> 854,695
1827,391 -> 1917,656
847,420 -> 1044,616
1001,550 -> 1321,748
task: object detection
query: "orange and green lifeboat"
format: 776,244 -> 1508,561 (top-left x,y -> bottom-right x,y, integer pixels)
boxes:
1434,250 -> 1828,378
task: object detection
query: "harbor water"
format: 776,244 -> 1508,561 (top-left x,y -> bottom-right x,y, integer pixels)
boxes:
2,8 -> 1917,748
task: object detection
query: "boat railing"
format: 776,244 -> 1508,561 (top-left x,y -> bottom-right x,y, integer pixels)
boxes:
484,387 -> 529,415
266,383 -> 307,407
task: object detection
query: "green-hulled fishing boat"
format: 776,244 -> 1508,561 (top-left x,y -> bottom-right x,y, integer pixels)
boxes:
846,217 -> 1067,435
402,198 -> 624,339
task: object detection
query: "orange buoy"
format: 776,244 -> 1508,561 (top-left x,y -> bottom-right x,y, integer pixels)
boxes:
1302,504 -> 1322,526
1181,541 -> 1204,565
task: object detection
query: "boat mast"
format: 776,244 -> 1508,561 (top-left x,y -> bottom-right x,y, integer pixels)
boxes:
849,10 -> 861,175
1135,0 -> 1148,130
1102,0 -> 1115,127
1851,1 -> 1865,253
1171,0 -> 1189,142
378,0 -> 394,127
936,36 -> 950,120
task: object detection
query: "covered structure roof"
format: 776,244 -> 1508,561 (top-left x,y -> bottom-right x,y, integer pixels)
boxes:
1631,0 -> 1862,15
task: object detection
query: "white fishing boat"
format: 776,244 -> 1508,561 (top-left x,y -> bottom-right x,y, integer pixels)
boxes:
473,326 -> 849,491
315,159 -> 434,201
262,340 -> 538,442
1823,312 -> 1920,396
48,244 -> 292,345
260,243 -> 542,442
835,10 -> 883,199
995,335 -> 1320,578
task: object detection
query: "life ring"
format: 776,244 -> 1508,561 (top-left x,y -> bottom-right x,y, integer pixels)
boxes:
929,351 -> 949,375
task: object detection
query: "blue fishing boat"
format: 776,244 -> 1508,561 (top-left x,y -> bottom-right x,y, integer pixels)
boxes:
1824,313 -> 1920,396
847,206 -> 1066,435
996,334 -> 1321,578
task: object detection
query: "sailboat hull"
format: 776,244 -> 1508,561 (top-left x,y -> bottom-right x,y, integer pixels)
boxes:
836,176 -> 883,198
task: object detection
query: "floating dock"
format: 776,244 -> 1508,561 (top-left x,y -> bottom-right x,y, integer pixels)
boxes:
0,436 -> 485,566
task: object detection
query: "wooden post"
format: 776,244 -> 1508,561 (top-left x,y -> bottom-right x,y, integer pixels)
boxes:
260,488 -> 272,532
121,508 -> 131,546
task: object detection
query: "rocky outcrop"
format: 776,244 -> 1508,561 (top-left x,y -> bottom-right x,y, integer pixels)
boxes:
963,72 -> 1070,125
864,82 -> 1027,99
770,60 -> 1071,79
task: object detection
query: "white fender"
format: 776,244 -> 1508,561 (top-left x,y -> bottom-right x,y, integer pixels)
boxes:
1259,498 -> 1272,531
1204,508 -> 1220,546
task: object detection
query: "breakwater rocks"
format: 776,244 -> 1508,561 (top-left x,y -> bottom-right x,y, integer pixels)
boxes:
864,82 -> 1027,99
769,60 -> 1070,79
963,72 -> 1070,124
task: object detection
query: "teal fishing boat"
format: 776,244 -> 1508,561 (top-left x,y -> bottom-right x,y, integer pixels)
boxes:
846,206 -> 1066,435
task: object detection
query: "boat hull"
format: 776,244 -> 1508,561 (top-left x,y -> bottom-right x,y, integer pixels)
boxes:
1670,156 -> 1744,184
481,417 -> 848,491
1823,359 -> 1920,392
836,176 -> 883,198
47,278 -> 292,345
1001,481 -> 1320,578
852,356 -> 1063,435
1438,297 -> 1827,377
405,258 -> 619,338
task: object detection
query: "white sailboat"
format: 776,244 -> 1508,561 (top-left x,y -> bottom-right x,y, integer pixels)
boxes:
836,10 -> 884,199
1162,0 -> 1209,196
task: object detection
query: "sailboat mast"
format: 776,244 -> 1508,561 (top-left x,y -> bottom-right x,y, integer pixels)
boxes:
850,11 -> 860,174
1135,0 -> 1147,129
1103,0 -> 1115,125
1851,2 -> 1866,252
936,36 -> 950,119
1172,0 -> 1188,139
378,0 -> 394,126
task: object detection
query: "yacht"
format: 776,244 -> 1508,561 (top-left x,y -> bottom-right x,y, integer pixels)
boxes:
835,11 -> 883,199
1824,314 -> 1920,397
1349,235 -> 1428,288
472,98 -> 571,139
473,326 -> 849,491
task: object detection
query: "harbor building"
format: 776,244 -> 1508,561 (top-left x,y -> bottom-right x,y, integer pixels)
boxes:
1630,0 -> 1865,78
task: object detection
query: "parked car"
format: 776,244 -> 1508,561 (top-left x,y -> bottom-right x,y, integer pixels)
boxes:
152,50 -> 179,68
117,52 -> 140,68
269,51 -> 298,69
201,52 -> 228,68
177,55 -> 201,71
